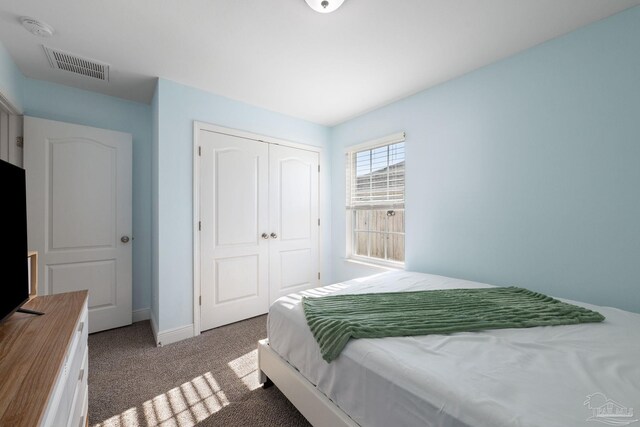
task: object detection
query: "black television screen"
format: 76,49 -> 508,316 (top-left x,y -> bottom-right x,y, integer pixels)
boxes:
0,159 -> 29,323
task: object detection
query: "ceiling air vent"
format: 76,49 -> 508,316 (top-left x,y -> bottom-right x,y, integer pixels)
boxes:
43,46 -> 109,81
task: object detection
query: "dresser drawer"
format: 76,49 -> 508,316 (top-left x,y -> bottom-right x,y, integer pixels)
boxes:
77,390 -> 88,427
44,299 -> 88,427
67,347 -> 88,427
64,307 -> 88,406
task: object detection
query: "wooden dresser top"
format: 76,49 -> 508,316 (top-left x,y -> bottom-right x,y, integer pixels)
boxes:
0,291 -> 88,427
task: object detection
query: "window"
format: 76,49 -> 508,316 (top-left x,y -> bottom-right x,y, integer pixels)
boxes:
346,133 -> 405,265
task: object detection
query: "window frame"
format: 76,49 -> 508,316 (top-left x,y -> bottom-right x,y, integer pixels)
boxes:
345,132 -> 406,268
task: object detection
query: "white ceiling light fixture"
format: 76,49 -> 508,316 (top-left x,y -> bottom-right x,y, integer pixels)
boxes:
20,17 -> 55,37
305,0 -> 345,14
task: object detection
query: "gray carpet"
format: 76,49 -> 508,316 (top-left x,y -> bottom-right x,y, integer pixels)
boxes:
89,315 -> 311,427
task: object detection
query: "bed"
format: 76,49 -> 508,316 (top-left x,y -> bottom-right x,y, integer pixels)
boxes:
258,271 -> 640,427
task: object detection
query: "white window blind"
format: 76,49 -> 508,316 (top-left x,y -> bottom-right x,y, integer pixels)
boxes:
346,136 -> 405,210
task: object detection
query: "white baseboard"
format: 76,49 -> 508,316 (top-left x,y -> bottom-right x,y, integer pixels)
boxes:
147,310 -> 194,347
133,308 -> 151,323
155,323 -> 195,347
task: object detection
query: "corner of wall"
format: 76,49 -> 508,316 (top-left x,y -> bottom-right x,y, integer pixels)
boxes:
132,308 -> 151,323
149,308 -> 159,346
154,323 -> 195,347
150,78 -> 160,332
0,41 -> 24,113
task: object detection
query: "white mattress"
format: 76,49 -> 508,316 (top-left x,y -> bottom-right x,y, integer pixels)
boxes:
267,271 -> 640,427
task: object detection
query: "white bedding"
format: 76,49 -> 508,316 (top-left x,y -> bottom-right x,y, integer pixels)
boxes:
267,271 -> 640,427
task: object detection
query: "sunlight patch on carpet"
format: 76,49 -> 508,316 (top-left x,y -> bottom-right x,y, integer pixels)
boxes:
93,372 -> 229,427
228,349 -> 260,390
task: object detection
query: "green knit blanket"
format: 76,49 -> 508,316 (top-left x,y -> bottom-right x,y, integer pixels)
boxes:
302,287 -> 604,362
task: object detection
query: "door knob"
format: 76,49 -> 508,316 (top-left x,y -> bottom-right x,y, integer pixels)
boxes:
261,233 -> 269,239
270,232 -> 278,239
121,236 -> 130,243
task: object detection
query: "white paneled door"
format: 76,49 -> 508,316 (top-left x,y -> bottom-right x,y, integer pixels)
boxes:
269,144 -> 319,303
24,117 -> 132,333
199,131 -> 270,330
198,128 -> 319,331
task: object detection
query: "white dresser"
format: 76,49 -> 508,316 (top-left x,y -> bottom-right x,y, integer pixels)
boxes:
0,291 -> 89,427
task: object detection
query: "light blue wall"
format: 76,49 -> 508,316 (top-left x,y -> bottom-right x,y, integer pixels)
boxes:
22,78 -> 153,312
155,78 -> 332,331
0,41 -> 23,111
331,7 -> 640,313
5,6 -> 639,329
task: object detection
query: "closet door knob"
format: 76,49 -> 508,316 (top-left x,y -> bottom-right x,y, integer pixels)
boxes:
270,232 -> 278,239
261,233 -> 269,239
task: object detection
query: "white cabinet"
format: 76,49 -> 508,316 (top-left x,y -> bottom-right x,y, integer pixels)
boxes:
46,300 -> 89,427
198,128 -> 320,331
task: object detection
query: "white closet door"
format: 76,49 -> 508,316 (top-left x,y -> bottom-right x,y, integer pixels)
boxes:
268,144 -> 319,303
24,116 -> 132,333
199,130 -> 270,331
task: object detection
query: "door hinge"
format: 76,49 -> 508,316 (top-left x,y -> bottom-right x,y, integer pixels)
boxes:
318,164 -> 320,173
199,295 -> 202,306
198,146 -> 201,156
198,221 -> 201,231
318,218 -> 320,226
16,136 -> 24,147
318,272 -> 321,280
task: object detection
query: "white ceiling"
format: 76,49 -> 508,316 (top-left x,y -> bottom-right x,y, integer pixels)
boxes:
1,0 -> 638,125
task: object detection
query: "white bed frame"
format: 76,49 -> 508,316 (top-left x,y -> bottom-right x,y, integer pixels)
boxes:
258,339 -> 359,427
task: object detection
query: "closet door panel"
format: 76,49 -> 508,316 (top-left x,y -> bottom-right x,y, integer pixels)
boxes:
280,159 -> 312,240
199,130 -> 269,331
214,149 -> 260,246
269,144 -> 319,303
